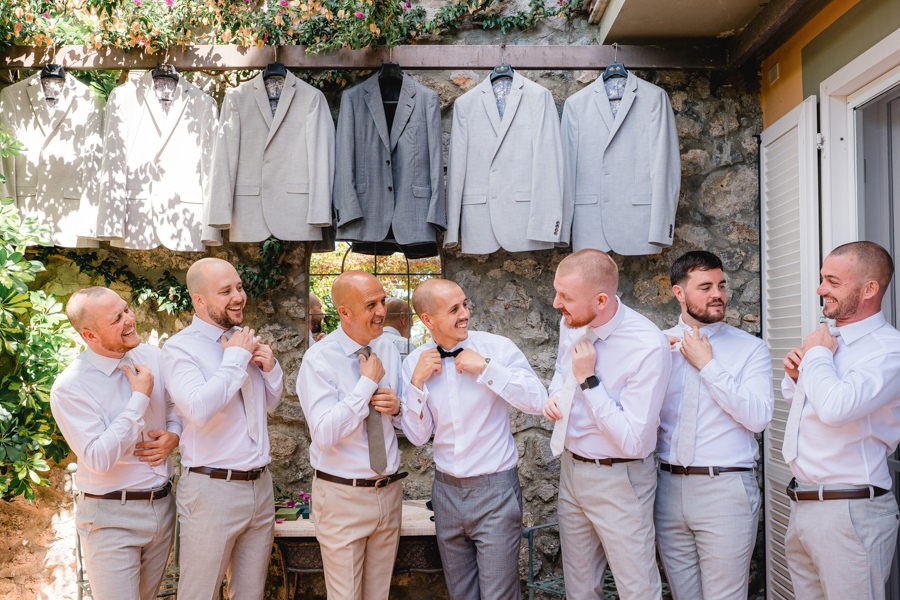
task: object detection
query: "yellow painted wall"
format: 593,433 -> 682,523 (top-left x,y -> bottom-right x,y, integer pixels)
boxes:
760,0 -> 861,128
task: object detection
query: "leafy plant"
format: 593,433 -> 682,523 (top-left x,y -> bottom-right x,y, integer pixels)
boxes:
0,128 -> 78,501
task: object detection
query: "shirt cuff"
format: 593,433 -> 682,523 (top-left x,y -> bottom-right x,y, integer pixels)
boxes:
222,345 -> 252,367
800,345 -> 833,367
166,422 -> 184,437
262,360 -> 283,384
126,391 -> 151,418
405,384 -> 428,417
476,359 -> 511,393
699,358 -> 723,380
349,376 -> 379,416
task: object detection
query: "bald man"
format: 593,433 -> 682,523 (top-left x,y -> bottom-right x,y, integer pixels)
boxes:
782,241 -> 900,600
402,279 -> 547,599
543,249 -> 670,600
160,257 -> 284,600
296,270 -> 406,600
51,287 -> 181,600
382,297 -> 415,358
309,292 -> 326,346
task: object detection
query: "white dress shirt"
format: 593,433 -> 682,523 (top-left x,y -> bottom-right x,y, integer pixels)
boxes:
548,299 -> 671,459
296,326 -> 403,479
160,316 -> 283,470
658,319 -> 773,467
50,344 -> 182,494
782,312 -> 900,489
401,331 -> 547,478
380,326 -> 414,358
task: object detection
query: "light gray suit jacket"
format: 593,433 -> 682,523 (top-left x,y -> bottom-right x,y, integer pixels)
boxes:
0,74 -> 103,247
445,72 -> 564,254
333,73 -> 445,246
206,72 -> 334,243
96,71 -> 220,251
561,73 -> 680,255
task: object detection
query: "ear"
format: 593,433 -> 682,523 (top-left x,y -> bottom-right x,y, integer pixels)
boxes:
861,280 -> 880,301
337,305 -> 351,320
191,292 -> 205,309
420,313 -> 433,330
80,327 -> 98,344
672,284 -> 685,303
596,291 -> 609,311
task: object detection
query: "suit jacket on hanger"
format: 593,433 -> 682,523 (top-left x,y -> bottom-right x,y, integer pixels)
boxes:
0,73 -> 103,247
333,73 -> 445,252
561,72 -> 680,255
445,71 -> 563,254
96,71 -> 220,251
205,71 -> 334,243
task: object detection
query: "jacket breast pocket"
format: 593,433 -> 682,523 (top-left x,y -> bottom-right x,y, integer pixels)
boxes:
575,194 -> 599,205
462,194 -> 486,205
412,185 -> 431,198
631,194 -> 652,206
515,192 -> 531,203
286,182 -> 309,196
235,184 -> 260,197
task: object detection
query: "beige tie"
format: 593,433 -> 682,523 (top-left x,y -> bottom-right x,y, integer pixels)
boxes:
782,380 -> 805,463
224,327 -> 260,444
356,346 -> 387,474
550,328 -> 597,457
675,359 -> 700,467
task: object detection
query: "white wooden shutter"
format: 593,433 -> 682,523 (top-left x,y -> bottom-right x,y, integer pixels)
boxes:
760,95 -> 820,600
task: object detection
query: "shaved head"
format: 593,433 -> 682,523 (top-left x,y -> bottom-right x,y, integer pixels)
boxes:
557,249 -> 619,295
830,241 -> 894,293
332,271 -> 387,345
186,257 -> 238,296
332,271 -> 379,309
66,286 -> 120,331
412,279 -> 459,317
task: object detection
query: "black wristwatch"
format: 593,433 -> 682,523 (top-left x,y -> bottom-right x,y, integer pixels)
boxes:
580,375 -> 599,390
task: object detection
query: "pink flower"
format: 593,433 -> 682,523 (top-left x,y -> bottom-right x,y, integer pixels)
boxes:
285,499 -> 295,507
354,10 -> 364,18
41,11 -> 50,18
280,0 -> 287,5
133,0 -> 141,5
165,0 -> 173,5
404,0 -> 411,7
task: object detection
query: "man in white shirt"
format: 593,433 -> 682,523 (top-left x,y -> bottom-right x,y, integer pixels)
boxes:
655,250 -> 774,599
51,287 -> 181,600
160,257 -> 284,600
382,297 -> 415,358
296,270 -> 405,600
543,249 -> 671,600
402,279 -> 547,599
782,241 -> 900,600
308,292 -> 325,346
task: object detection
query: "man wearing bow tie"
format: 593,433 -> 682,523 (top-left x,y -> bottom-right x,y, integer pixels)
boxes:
401,278 -> 547,599
655,251 -> 773,599
781,241 -> 900,600
296,270 -> 405,600
51,287 -> 181,600
543,249 -> 670,600
160,257 -> 283,600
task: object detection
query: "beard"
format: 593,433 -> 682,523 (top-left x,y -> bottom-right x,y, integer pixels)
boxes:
822,290 -> 861,321
310,319 -> 323,334
686,299 -> 725,324
208,304 -> 243,329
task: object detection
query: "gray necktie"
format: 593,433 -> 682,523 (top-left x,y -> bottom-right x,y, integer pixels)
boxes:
224,327 -> 260,444
675,356 -> 700,467
356,346 -> 387,474
550,328 -> 597,457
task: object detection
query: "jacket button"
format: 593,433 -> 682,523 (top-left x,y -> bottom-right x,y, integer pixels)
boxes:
386,160 -> 391,165
388,186 -> 393,192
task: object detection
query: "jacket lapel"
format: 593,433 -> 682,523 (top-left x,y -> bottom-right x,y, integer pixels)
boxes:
363,75 -> 390,151
592,80 -> 616,138
25,75 -> 53,138
604,73 -> 638,147
154,76 -> 189,158
265,71 -> 297,149
139,72 -> 167,138
252,74 -> 274,130
389,76 -> 416,151
479,77 -> 501,137
42,75 -> 79,148
490,72 -> 524,162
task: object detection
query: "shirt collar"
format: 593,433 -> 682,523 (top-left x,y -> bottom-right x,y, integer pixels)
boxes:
834,312 -> 887,345
82,346 -> 129,377
590,296 -> 625,341
335,325 -> 372,357
191,314 -> 230,341
677,316 -> 727,339
382,326 -> 401,337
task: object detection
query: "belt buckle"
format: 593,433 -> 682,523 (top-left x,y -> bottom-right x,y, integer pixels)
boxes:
374,476 -> 391,488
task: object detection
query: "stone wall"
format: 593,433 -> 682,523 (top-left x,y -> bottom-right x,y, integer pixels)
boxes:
2,14 -> 763,599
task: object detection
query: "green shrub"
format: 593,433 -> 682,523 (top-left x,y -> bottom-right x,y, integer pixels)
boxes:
0,128 -> 77,501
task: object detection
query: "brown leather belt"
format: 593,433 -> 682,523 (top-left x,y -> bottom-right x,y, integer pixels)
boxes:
571,452 -> 641,466
189,466 -> 267,481
660,463 -> 753,476
316,470 -> 408,488
83,481 -> 172,501
787,479 -> 889,501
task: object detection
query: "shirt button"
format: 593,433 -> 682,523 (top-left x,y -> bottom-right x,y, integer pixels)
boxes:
487,380 -> 493,385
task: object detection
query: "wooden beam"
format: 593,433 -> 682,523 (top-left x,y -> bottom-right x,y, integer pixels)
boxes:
727,0 -> 823,68
0,44 -> 726,71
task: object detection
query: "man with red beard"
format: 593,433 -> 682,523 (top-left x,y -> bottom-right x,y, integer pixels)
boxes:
402,278 -> 547,599
543,249 -> 670,600
161,257 -> 283,600
655,251 -> 773,599
51,287 -> 181,600
781,241 -> 900,600
296,270 -> 405,600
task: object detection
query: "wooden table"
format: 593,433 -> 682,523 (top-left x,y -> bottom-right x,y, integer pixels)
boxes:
273,500 -> 442,599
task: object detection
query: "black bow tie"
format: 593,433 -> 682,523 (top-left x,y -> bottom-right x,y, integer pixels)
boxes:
437,346 -> 463,359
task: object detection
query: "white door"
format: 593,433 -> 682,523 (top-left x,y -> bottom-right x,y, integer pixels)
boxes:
760,96 -> 820,600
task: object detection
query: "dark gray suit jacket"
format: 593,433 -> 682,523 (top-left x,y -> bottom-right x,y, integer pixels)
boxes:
333,73 -> 445,246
